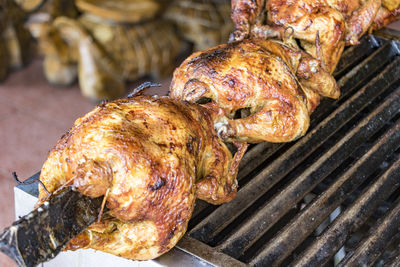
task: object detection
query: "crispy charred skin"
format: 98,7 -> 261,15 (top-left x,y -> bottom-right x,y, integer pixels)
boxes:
231,0 -> 382,73
170,39 -> 339,143
38,96 -> 247,260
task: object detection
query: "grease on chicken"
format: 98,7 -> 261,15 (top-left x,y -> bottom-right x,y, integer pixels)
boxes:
38,96 -> 247,260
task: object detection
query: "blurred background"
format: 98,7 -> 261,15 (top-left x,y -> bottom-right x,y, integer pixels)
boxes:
1,0 -> 400,265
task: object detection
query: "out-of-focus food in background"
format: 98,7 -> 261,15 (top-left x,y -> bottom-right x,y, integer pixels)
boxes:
164,0 -> 232,51
0,0 -> 33,81
1,0 -> 233,101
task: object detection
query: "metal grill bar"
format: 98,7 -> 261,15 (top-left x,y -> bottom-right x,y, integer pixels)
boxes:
388,255 -> 400,267
385,238 -> 400,267
189,55 -> 400,244
219,88 -> 400,261
333,36 -> 380,78
336,41 -> 394,93
237,143 -> 282,181
191,200 -> 212,218
311,41 -> 395,127
291,154 -> 400,266
380,232 -> 400,265
175,236 -> 246,267
338,198 -> 400,266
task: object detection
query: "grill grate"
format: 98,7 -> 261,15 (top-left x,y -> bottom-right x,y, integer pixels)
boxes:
177,30 -> 400,266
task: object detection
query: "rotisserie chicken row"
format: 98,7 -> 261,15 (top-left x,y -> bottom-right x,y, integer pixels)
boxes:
37,95 -> 247,260
170,39 -> 339,143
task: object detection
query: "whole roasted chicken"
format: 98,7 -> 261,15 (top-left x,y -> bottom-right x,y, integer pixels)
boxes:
37,95 -> 247,260
170,39 -> 339,143
230,0 -> 382,72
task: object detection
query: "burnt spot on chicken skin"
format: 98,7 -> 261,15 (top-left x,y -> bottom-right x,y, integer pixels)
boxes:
186,135 -> 196,154
148,177 -> 166,191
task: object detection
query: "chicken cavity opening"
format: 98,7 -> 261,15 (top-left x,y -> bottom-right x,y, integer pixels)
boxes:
233,107 -> 252,119
195,97 -> 213,104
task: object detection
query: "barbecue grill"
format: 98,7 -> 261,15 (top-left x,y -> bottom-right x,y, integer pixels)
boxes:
14,29 -> 400,266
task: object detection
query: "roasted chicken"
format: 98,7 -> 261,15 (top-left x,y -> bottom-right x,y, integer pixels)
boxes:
170,39 -> 339,143
37,95 -> 247,260
230,0 -> 382,72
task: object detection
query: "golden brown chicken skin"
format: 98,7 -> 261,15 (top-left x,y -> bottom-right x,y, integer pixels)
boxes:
170,39 -> 339,143
231,0 -> 382,72
38,95 -> 247,260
